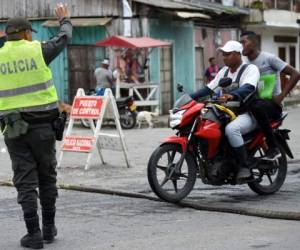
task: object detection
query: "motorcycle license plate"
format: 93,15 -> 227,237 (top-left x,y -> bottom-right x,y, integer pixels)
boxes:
130,103 -> 137,111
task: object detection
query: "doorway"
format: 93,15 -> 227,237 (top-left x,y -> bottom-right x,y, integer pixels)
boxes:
160,46 -> 174,114
195,46 -> 205,89
68,45 -> 105,102
278,45 -> 296,90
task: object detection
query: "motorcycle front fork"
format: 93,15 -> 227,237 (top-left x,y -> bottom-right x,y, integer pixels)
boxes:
173,117 -> 200,174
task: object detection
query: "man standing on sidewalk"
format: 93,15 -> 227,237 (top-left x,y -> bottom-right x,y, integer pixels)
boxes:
204,57 -> 219,84
0,3 -> 72,249
94,58 -> 115,95
240,31 -> 300,160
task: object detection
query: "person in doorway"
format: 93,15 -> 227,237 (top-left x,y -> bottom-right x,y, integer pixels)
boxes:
0,3 -> 72,249
204,57 -> 219,84
191,40 -> 260,182
240,31 -> 300,160
94,58 -> 115,95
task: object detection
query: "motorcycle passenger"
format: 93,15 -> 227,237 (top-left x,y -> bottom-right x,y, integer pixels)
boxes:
191,40 -> 260,182
240,31 -> 300,161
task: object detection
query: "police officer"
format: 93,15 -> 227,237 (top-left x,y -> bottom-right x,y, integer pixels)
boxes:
0,3 -> 72,249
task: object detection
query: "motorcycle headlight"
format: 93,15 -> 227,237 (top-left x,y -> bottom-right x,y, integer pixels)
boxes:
169,110 -> 186,128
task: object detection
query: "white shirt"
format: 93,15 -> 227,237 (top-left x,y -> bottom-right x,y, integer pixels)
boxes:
207,63 -> 260,93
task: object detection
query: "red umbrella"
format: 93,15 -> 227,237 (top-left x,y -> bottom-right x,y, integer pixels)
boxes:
95,35 -> 171,48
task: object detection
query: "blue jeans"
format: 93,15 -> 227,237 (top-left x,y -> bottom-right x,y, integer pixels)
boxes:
95,87 -> 116,96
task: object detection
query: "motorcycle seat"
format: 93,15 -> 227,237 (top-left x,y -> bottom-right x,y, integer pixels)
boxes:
116,96 -> 133,105
242,112 -> 287,143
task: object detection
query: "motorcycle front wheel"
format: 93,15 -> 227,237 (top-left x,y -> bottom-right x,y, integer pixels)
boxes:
119,110 -> 136,129
147,143 -> 197,203
248,143 -> 287,195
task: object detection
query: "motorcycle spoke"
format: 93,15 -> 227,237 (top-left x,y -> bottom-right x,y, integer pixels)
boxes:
160,176 -> 170,187
266,173 -> 273,184
179,173 -> 188,179
156,165 -> 167,172
172,180 -> 178,193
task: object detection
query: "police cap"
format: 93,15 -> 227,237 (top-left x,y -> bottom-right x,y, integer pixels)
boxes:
5,17 -> 37,35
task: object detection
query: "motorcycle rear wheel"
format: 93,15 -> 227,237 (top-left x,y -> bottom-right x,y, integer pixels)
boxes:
248,144 -> 287,195
119,110 -> 136,129
147,143 -> 197,203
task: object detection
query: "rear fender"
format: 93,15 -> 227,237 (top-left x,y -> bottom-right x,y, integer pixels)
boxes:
162,136 -> 188,151
275,129 -> 294,159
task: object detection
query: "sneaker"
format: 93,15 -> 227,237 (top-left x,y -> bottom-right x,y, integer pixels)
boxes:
262,147 -> 281,161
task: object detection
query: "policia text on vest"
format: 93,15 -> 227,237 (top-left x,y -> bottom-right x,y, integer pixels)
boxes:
0,40 -> 58,112
0,58 -> 38,75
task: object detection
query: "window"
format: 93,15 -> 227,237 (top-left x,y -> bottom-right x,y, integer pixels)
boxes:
277,0 -> 292,10
263,0 -> 293,10
289,46 -> 296,68
263,0 -> 274,9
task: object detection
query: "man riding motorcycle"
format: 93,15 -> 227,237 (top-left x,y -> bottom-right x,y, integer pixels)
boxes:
191,40 -> 260,182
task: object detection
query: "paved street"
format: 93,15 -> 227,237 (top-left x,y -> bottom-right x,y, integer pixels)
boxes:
1,186 -> 300,250
0,106 -> 300,249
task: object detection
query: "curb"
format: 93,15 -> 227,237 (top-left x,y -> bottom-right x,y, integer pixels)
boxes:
1,180 -> 300,221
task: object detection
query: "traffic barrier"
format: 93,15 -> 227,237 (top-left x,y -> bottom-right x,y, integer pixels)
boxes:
58,88 -> 130,170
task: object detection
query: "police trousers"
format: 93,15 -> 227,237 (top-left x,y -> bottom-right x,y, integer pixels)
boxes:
4,123 -> 57,217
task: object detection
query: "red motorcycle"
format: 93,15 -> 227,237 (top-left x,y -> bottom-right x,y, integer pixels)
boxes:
147,80 -> 293,203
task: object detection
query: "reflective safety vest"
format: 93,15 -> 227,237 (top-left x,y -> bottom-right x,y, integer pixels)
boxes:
0,40 -> 58,114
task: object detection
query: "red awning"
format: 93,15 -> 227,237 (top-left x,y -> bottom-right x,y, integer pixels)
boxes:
0,31 -> 6,38
95,35 -> 171,48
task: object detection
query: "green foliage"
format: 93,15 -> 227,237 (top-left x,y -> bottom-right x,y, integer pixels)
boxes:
250,1 -> 263,10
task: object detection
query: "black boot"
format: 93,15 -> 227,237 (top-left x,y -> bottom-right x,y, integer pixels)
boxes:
234,145 -> 252,182
42,209 -> 57,243
20,216 -> 43,249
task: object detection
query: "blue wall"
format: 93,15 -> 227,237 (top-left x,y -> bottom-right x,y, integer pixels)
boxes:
149,17 -> 195,101
0,21 -> 106,102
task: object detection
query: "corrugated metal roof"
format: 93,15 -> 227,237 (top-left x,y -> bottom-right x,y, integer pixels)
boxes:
42,18 -> 112,27
132,0 -> 249,15
177,0 -> 249,15
176,11 -> 211,19
133,0 -> 200,10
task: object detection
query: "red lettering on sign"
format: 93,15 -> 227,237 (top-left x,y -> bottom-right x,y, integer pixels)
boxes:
62,136 -> 95,152
71,96 -> 103,119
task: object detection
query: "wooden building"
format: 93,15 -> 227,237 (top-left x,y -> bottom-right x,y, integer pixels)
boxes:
0,0 -> 249,113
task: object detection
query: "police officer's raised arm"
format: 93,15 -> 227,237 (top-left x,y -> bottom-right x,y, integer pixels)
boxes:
42,3 -> 72,65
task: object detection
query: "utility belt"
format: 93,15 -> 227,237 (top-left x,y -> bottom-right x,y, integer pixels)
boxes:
0,111 -> 67,141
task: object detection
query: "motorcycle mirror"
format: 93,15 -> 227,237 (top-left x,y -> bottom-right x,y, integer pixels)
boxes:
177,83 -> 184,93
218,77 -> 232,88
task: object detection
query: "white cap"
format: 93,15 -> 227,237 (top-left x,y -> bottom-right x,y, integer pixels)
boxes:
217,40 -> 243,54
102,59 -> 110,65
